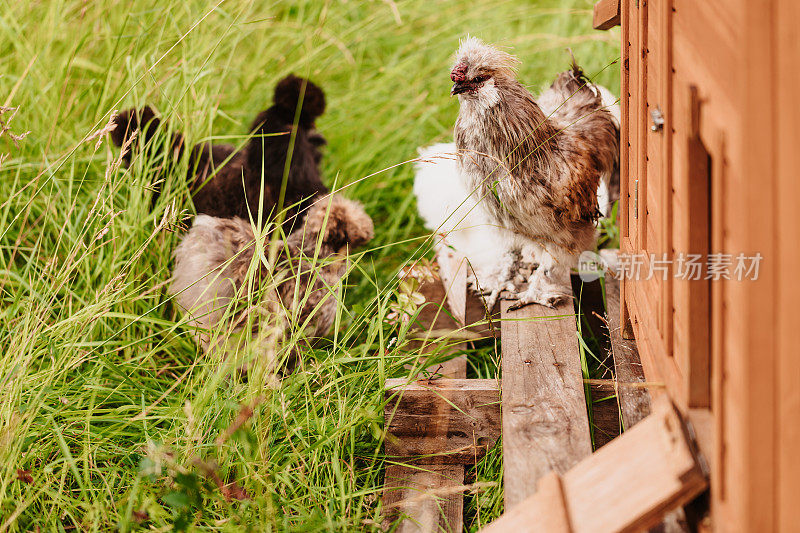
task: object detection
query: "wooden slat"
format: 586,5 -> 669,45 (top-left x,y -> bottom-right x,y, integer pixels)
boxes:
481,399 -> 709,532
481,472 -> 571,533
383,254 -> 471,532
776,0 -> 800,529
385,378 -> 501,464
409,258 -> 469,379
605,275 -> 651,429
593,0 -> 621,30
436,248 -> 468,329
382,464 -> 465,533
500,290 -> 592,509
589,381 -> 621,449
573,275 -> 620,449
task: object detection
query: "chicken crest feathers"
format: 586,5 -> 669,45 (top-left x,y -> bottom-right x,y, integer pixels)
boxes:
453,36 -> 519,76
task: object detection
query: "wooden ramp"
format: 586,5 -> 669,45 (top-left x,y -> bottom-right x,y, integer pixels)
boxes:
481,398 -> 708,533
500,294 -> 592,509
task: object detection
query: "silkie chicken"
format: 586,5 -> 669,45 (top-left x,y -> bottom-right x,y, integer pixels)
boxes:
169,194 -> 373,367
444,37 -> 619,309
111,75 -> 329,232
414,143 -> 541,308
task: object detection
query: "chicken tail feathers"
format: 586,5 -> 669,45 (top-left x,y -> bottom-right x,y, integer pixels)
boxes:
549,49 -> 601,103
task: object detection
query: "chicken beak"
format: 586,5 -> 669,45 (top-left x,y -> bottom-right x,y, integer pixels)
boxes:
451,82 -> 468,96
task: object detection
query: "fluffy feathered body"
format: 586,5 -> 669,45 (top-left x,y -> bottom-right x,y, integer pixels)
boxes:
413,143 -> 539,299
449,38 -> 619,307
111,75 -> 329,231
170,194 -> 374,359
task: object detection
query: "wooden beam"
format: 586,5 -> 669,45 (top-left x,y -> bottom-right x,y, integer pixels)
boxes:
385,378 -> 501,464
605,275 -> 651,429
382,463 -> 465,533
500,291 -> 592,509
573,275 -> 621,449
383,253 -> 473,532
481,399 -> 709,532
593,0 -> 621,30
588,381 -> 621,449
436,248 -> 467,329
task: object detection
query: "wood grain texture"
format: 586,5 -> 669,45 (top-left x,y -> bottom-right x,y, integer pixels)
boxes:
385,378 -> 501,464
500,293 -> 592,510
383,255 -> 472,532
436,248 -> 468,328
605,275 -> 651,429
573,276 -> 621,449
481,472 -> 571,533
481,399 -> 708,533
593,0 -> 621,30
382,463 -> 465,533
776,0 -> 800,529
410,272 -> 469,379
589,381 -> 621,449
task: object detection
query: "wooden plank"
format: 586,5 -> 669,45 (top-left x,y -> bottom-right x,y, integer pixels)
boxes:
383,254 -> 472,532
385,378 -> 501,464
481,472 -> 571,533
605,275 -> 651,429
588,381 -> 621,449
776,0 -> 800,529
436,248 -> 467,329
382,464 -> 465,533
500,289 -> 592,509
593,0 -> 621,30
730,0 -> 776,527
573,275 -> 620,449
409,266 -> 468,379
481,399 -> 709,532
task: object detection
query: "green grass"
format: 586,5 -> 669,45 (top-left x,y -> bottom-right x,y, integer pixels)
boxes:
0,0 -> 619,530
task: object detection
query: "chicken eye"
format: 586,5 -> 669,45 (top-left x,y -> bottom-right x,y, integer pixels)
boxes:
473,75 -> 489,84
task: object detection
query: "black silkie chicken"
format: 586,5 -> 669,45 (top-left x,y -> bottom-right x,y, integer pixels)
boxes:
448,37 -> 619,308
111,74 -> 329,231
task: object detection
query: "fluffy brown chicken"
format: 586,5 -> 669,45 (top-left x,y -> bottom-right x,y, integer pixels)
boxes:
450,37 -> 619,308
169,194 -> 373,368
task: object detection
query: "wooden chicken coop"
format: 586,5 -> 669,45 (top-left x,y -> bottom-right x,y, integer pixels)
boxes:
612,0 -> 800,529
381,0 -> 799,531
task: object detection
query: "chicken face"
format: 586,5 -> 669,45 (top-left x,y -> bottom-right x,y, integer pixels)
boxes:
450,64 -> 491,96
450,36 -> 518,106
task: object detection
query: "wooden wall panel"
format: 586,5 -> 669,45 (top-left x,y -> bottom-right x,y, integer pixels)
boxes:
619,0 -> 799,530
721,0 -> 773,530
776,1 -> 800,528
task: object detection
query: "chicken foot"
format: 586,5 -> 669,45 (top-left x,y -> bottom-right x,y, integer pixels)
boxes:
473,249 -> 523,311
506,249 -> 572,310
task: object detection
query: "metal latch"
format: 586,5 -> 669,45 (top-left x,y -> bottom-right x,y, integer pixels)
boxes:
650,107 -> 665,132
